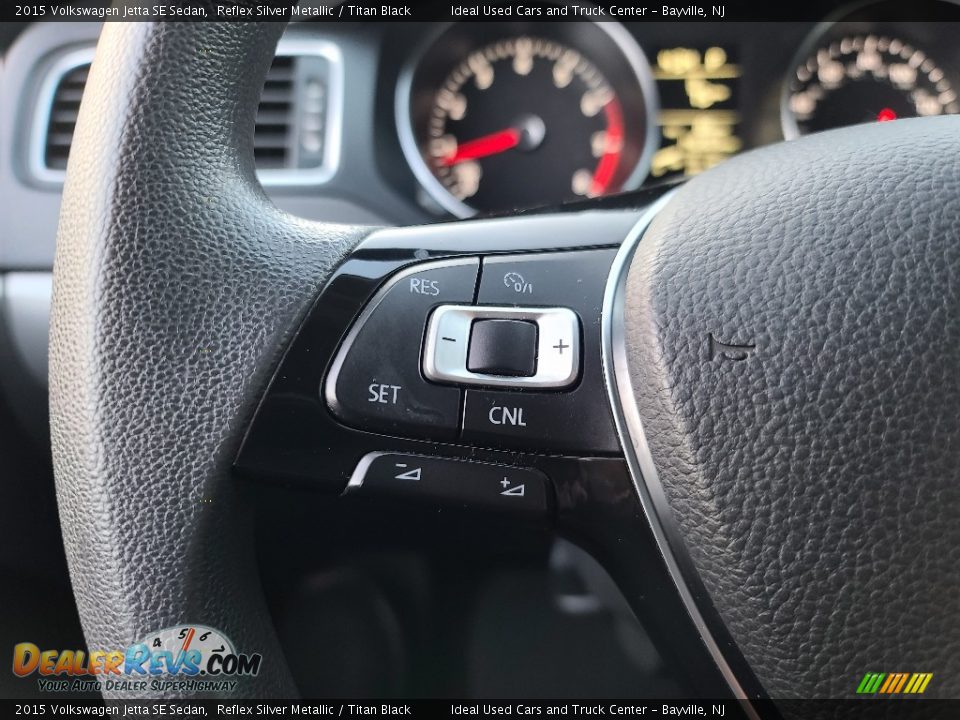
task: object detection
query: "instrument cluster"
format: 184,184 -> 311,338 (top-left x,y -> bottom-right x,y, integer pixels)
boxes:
393,4 -> 960,217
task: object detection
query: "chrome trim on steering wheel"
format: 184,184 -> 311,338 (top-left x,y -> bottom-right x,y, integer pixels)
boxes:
600,193 -> 762,715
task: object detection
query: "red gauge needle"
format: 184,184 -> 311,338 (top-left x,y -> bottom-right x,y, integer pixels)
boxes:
442,128 -> 521,166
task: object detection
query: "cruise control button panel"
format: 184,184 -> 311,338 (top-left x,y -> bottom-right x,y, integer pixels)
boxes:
239,210 -> 667,499
324,258 -> 479,440
323,248 -> 619,454
345,452 -> 549,517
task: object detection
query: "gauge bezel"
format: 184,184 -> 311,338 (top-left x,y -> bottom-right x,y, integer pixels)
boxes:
395,20 -> 660,218
780,0 -> 960,140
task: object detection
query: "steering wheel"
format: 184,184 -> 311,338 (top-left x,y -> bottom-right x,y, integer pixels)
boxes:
50,22 -> 960,706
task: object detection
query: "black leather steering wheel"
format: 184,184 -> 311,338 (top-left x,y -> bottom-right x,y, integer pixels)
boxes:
50,21 -> 960,705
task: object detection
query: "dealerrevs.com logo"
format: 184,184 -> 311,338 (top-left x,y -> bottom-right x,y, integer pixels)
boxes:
12,625 -> 262,693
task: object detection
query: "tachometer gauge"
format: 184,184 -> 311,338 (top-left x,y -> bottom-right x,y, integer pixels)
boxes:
398,23 -> 658,217
784,32 -> 960,138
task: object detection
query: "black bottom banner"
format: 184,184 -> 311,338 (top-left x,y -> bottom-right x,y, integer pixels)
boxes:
5,700 -> 960,720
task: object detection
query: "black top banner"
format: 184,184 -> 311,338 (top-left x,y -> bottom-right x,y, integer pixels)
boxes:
6,699 -> 960,719
8,0 -> 960,23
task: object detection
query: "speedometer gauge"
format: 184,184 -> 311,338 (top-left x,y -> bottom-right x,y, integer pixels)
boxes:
785,34 -> 959,138
398,23 -> 658,217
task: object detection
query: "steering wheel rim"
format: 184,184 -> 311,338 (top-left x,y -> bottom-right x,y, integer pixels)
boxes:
50,21 -> 367,698
609,115 -> 960,701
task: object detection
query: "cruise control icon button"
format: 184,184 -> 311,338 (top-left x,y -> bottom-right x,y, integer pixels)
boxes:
502,271 -> 533,294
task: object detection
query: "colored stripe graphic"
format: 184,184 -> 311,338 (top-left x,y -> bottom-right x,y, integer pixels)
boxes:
880,673 -> 907,695
855,673 -> 886,694
904,674 -> 920,694
905,673 -> 933,694
879,674 -> 896,694
856,672 -> 932,695
856,673 -> 874,694
893,673 -> 909,693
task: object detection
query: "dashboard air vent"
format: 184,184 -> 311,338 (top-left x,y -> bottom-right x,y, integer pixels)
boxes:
43,63 -> 88,171
253,54 -> 296,170
33,42 -> 341,185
